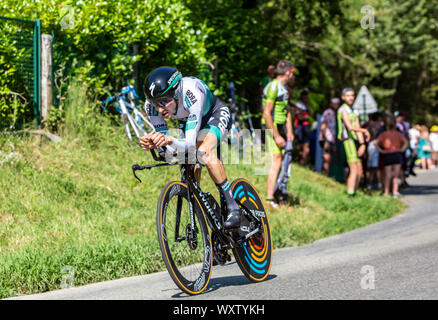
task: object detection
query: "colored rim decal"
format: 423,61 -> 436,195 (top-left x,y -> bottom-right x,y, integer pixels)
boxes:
232,180 -> 271,279
233,185 -> 244,199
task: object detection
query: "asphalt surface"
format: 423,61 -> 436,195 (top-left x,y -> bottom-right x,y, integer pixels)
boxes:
8,169 -> 438,300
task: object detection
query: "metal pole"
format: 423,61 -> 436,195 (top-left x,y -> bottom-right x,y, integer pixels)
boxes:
33,19 -> 41,125
41,34 -> 53,124
362,93 -> 366,124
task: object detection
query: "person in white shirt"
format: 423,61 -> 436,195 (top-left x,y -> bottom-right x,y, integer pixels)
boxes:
319,97 -> 340,175
408,124 -> 420,175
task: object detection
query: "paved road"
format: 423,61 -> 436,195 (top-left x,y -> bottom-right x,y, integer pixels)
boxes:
9,169 -> 438,300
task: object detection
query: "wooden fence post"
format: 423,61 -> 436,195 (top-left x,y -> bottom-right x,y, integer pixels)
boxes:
41,34 -> 53,125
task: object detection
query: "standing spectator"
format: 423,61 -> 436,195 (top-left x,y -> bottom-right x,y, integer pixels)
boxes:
395,111 -> 410,135
259,65 -> 276,122
394,110 -> 410,188
418,125 -> 433,170
430,125 -> 438,168
262,60 -> 295,208
319,97 -> 340,175
375,114 -> 408,198
293,90 -> 313,165
259,65 -> 276,93
365,111 -> 383,190
408,124 -> 420,176
337,88 -> 370,196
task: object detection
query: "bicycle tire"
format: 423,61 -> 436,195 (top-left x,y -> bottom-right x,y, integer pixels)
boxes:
156,181 -> 213,295
230,178 -> 273,282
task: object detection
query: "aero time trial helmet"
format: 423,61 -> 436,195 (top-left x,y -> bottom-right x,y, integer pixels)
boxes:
144,67 -> 182,107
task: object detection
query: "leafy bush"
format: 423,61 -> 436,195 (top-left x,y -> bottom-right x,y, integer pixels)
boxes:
0,22 -> 34,129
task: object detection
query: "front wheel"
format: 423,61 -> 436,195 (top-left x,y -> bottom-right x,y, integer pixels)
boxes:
230,178 -> 273,282
156,181 -> 213,295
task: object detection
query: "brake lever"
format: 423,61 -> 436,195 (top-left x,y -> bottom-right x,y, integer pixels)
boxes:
132,164 -> 149,183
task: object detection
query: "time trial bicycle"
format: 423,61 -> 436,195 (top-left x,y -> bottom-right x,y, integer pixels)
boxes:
132,149 -> 273,295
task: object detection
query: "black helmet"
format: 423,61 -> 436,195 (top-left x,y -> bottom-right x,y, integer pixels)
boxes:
144,66 -> 182,107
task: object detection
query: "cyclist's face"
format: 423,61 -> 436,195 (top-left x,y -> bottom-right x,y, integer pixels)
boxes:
342,91 -> 355,106
285,69 -> 295,86
156,99 -> 176,119
287,71 -> 295,85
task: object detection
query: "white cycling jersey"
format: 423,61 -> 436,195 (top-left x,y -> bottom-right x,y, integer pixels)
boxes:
145,76 -> 229,155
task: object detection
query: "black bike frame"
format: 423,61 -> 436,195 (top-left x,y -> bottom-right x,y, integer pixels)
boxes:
132,149 -> 260,249
180,163 -> 233,248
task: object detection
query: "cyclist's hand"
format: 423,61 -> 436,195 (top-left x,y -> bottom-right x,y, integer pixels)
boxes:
275,135 -> 286,148
140,134 -> 155,151
287,132 -> 294,142
150,132 -> 173,148
363,129 -> 371,142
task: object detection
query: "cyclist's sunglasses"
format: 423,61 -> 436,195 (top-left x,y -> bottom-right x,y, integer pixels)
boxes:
151,95 -> 174,107
286,68 -> 295,74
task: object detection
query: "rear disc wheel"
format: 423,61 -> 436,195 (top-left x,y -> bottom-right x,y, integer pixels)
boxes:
230,178 -> 273,282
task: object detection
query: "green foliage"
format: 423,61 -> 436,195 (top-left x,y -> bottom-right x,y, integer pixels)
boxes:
0,21 -> 34,129
1,0 -> 208,103
316,0 -> 438,118
2,0 -> 438,127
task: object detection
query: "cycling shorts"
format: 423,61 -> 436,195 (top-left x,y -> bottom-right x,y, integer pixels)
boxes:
180,98 -> 232,144
202,99 -> 232,143
266,123 -> 287,155
343,138 -> 360,163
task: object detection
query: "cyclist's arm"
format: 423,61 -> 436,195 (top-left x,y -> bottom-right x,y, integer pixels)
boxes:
354,116 -> 365,144
341,109 -> 368,137
286,108 -> 294,141
262,83 -> 280,138
263,101 -> 278,135
168,90 -> 204,153
143,101 -> 177,154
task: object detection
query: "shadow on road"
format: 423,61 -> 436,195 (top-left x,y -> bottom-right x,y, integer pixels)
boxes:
401,185 -> 438,196
171,274 -> 277,298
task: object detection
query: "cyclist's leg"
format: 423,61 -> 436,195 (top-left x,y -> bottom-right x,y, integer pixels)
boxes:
265,127 -> 283,207
267,154 -> 282,200
197,130 -> 225,183
344,139 -> 360,195
197,127 -> 241,229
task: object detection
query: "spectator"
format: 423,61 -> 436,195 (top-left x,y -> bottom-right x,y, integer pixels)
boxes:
365,111 -> 383,190
408,124 -> 420,176
259,65 -> 276,94
319,97 -> 340,175
337,88 -> 370,196
430,125 -> 438,168
395,111 -> 410,135
394,110 -> 410,188
375,113 -> 408,198
259,65 -> 276,130
293,89 -> 313,165
309,121 -> 319,166
418,125 -> 433,170
262,60 -> 295,208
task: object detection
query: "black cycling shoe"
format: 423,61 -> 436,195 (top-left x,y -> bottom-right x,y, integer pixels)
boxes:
223,209 -> 241,230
